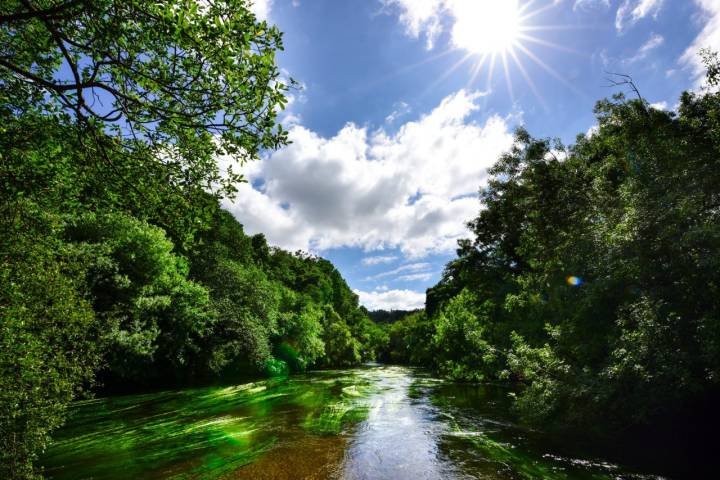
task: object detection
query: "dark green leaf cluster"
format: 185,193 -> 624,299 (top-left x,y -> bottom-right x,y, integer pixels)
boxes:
1,202 -> 101,480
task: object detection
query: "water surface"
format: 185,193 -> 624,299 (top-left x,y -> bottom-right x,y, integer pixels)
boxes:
43,365 -> 670,479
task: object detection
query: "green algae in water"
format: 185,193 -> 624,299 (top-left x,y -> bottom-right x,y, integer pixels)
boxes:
422,380 -> 618,480
444,416 -> 610,480
43,386 -> 282,479
303,378 -> 376,435
42,372 -> 376,480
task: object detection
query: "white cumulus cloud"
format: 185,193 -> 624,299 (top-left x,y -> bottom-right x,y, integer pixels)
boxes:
381,0 -> 530,53
354,288 -> 426,310
681,0 -> 720,87
381,0 -> 445,49
223,89 -> 515,258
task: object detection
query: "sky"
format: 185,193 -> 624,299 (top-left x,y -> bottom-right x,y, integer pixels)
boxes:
227,0 -> 720,310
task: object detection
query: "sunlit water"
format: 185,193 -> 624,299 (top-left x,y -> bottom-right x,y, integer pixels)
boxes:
43,365 -> 673,479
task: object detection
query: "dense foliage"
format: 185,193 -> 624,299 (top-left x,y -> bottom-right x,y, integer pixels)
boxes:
0,1 -> 379,478
0,203 -> 101,480
368,309 -> 420,324
387,57 -> 720,432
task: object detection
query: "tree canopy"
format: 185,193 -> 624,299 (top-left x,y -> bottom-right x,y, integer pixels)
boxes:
1,0 -> 292,247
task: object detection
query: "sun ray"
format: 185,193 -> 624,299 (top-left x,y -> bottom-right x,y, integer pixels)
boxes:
486,53 -> 498,92
518,33 -> 587,56
392,47 -> 462,74
518,0 -> 543,16
347,48 -> 459,97
466,53 -> 489,89
421,52 -> 476,97
509,48 -> 548,111
514,43 -> 589,99
501,51 -> 515,103
519,1 -> 560,23
399,0 -> 585,108
520,24 -> 604,32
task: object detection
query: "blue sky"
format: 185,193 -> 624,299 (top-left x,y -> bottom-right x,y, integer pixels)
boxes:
225,0 -> 720,310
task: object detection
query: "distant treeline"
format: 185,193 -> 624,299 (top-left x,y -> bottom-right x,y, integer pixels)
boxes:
368,309 -> 420,324
384,52 -> 720,439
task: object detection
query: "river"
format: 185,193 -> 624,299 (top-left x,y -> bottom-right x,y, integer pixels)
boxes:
42,365 -> 674,479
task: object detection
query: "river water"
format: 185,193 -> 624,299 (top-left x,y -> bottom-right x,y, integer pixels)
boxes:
42,365 -> 673,479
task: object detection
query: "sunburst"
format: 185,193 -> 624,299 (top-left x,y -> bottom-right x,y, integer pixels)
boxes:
416,0 -> 590,106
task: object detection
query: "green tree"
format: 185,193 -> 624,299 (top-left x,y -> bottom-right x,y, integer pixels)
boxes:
0,0 -> 290,193
320,307 -> 362,367
201,260 -> 279,376
0,202 -> 100,479
383,311 -> 434,365
423,52 -> 720,430
64,212 -> 214,383
433,290 -> 498,382
275,299 -> 326,371
1,0 -> 292,249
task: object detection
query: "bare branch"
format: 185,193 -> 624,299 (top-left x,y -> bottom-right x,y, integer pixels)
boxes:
603,71 -> 645,102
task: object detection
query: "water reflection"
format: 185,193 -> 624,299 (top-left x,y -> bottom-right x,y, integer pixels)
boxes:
43,365 -> 669,480
342,367 -> 456,479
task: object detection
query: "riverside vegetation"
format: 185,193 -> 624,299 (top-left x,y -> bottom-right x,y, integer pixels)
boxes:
383,50 -> 720,467
0,1 -> 384,477
2,0 -> 719,478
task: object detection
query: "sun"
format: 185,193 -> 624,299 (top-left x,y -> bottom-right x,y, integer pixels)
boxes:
416,0 -> 583,107
450,0 -> 522,56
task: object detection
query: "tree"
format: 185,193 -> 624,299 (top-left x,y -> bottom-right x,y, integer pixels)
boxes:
0,202 -> 100,479
382,311 -> 433,365
320,307 -> 361,367
64,212 -> 214,384
422,52 -> 720,432
275,300 -> 326,371
433,290 -> 498,382
0,0 -> 290,195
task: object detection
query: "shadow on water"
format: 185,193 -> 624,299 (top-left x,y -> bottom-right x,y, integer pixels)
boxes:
43,365 -> 678,479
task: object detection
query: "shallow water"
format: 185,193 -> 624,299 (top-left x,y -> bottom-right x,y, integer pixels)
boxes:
43,365 -> 672,479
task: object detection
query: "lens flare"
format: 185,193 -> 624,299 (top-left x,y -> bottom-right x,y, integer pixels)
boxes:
566,276 -> 583,286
